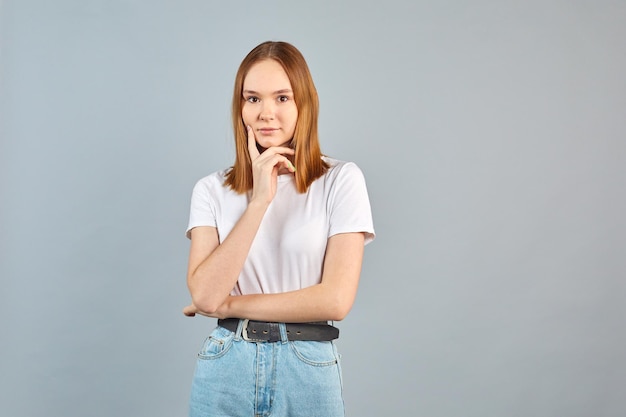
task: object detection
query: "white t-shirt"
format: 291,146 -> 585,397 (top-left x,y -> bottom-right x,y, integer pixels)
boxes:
186,157 -> 375,295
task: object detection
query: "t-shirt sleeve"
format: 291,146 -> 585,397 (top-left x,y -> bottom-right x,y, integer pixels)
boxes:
186,177 -> 217,239
328,162 -> 375,245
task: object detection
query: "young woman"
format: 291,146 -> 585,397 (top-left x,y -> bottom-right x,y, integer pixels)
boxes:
183,41 -> 375,417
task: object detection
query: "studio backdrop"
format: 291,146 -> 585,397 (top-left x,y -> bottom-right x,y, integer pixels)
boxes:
1,1 -> 625,416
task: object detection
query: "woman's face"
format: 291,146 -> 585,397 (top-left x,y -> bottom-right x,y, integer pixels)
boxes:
241,59 -> 298,151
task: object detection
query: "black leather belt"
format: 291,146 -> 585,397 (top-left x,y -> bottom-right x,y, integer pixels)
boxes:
218,318 -> 339,342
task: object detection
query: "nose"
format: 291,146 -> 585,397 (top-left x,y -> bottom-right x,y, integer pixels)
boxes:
259,101 -> 275,121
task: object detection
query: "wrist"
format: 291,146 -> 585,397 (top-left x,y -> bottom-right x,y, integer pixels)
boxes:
247,198 -> 270,212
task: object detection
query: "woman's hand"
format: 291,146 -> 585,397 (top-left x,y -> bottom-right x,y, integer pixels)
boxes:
182,303 -> 200,317
247,125 -> 295,205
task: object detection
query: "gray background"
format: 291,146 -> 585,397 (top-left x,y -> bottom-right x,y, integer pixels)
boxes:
1,1 -> 624,416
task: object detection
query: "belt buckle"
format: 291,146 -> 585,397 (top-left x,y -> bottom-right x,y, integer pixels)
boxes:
241,319 -> 260,342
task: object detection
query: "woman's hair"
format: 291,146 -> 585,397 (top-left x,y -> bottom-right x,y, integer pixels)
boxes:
224,41 -> 328,194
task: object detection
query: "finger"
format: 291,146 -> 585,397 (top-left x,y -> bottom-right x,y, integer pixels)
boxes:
182,304 -> 196,317
271,154 -> 296,172
258,153 -> 295,171
262,146 -> 295,156
247,125 -> 261,160
253,147 -> 295,166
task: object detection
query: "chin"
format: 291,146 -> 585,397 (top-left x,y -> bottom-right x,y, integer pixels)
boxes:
260,138 -> 291,149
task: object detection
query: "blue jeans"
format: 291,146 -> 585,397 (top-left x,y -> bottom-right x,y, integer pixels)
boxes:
189,320 -> 345,417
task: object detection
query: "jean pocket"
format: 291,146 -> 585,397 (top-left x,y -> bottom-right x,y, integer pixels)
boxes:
197,326 -> 235,360
289,341 -> 339,367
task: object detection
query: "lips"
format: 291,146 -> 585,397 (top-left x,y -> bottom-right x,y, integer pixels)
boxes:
258,128 -> 279,134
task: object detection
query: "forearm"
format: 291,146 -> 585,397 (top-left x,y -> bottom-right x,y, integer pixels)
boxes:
217,233 -> 365,323
188,200 -> 268,312
222,283 -> 356,323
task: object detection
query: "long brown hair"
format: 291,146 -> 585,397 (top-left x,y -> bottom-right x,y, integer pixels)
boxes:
224,41 -> 328,193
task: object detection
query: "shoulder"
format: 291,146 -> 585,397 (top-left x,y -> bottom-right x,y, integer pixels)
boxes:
323,156 -> 362,174
321,157 -> 366,182
191,168 -> 232,196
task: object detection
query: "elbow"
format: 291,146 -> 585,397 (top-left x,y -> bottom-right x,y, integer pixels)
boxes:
191,295 -> 224,316
318,283 -> 356,321
329,306 -> 351,322
188,273 -> 230,315
326,296 -> 354,322
189,285 -> 227,316
328,312 -> 349,322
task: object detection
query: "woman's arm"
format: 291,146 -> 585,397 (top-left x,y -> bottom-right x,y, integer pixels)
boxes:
186,200 -> 267,313
186,232 -> 366,322
187,126 -> 295,313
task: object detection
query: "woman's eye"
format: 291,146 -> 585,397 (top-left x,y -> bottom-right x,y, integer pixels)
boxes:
246,96 -> 259,103
278,96 -> 290,102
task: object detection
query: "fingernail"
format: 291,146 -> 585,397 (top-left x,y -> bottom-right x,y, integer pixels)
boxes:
289,161 -> 296,171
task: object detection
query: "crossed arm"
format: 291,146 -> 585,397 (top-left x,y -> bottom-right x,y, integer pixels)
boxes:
183,125 -> 366,322
184,217 -> 365,323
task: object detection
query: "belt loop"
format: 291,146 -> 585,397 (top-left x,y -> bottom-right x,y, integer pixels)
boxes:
234,319 -> 246,341
278,323 -> 288,344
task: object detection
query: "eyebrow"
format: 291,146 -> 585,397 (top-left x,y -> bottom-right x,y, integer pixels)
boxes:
243,89 -> 293,95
